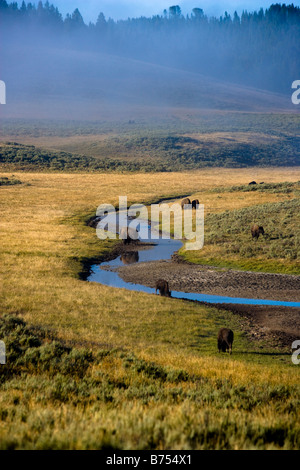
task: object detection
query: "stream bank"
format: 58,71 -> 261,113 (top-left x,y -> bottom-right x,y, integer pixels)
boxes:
86,209 -> 300,349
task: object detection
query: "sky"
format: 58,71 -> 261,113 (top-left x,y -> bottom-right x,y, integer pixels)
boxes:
16,1 -> 300,22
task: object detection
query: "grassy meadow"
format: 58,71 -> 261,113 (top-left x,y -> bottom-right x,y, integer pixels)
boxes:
181,181 -> 300,274
0,168 -> 300,449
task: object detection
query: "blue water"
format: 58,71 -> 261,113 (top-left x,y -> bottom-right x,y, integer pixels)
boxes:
88,235 -> 300,308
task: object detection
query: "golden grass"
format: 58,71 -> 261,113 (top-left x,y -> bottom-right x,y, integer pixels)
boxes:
1,168 -> 300,364
0,170 -> 298,307
139,349 -> 300,388
1,165 -> 300,450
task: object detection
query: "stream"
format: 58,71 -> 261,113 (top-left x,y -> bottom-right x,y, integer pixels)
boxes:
87,213 -> 300,308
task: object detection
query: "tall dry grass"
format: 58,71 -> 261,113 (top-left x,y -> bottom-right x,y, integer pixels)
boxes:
0,169 -> 300,449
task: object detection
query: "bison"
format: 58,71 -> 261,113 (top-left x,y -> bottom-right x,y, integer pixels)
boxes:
155,279 -> 171,297
248,181 -> 257,185
251,224 -> 265,240
119,226 -> 139,245
181,197 -> 191,209
86,216 -> 101,228
192,199 -> 199,210
217,328 -> 234,354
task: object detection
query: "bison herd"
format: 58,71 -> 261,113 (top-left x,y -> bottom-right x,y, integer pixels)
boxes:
180,197 -> 199,209
155,277 -> 234,354
118,196 -> 265,245
117,195 -> 255,356
181,198 -> 265,241
152,195 -> 265,355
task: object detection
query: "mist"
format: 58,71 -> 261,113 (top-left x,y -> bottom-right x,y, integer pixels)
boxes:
1,2 -> 299,121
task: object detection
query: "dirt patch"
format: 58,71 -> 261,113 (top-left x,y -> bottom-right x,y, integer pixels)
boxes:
117,258 -> 300,302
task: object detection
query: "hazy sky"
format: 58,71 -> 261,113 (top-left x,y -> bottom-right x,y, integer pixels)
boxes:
17,1 -> 300,22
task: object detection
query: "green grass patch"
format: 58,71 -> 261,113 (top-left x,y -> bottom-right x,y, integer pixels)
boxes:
210,181 -> 300,195
181,198 -> 300,274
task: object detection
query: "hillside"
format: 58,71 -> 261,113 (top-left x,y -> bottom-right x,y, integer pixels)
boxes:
1,1 -> 299,100
1,46 -> 296,122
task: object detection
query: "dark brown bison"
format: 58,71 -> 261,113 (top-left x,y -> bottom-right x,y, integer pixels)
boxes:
181,197 -> 191,209
251,224 -> 265,240
217,328 -> 234,354
248,181 -> 257,185
120,226 -> 139,245
120,251 -> 139,265
155,279 -> 171,297
192,199 -> 199,209
86,216 -> 100,228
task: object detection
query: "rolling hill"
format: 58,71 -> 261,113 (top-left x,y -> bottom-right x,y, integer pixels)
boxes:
1,46 -> 296,122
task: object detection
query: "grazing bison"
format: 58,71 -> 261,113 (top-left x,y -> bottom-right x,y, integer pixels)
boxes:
251,224 -> 265,240
120,251 -> 139,265
217,328 -> 234,354
248,181 -> 257,185
120,226 -> 139,245
86,216 -> 101,228
155,279 -> 171,297
192,199 -> 199,209
181,197 -> 191,209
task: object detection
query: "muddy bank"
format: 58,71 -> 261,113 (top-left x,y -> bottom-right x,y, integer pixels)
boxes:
86,219 -> 300,347
117,258 -> 300,302
210,303 -> 300,348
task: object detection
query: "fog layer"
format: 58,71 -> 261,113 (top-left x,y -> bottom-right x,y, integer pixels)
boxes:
1,2 -> 299,119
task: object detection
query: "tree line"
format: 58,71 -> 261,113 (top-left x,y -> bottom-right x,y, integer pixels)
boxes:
1,1 -> 299,29
1,1 -> 299,93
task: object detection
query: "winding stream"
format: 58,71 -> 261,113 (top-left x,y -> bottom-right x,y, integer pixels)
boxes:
87,213 -> 300,308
